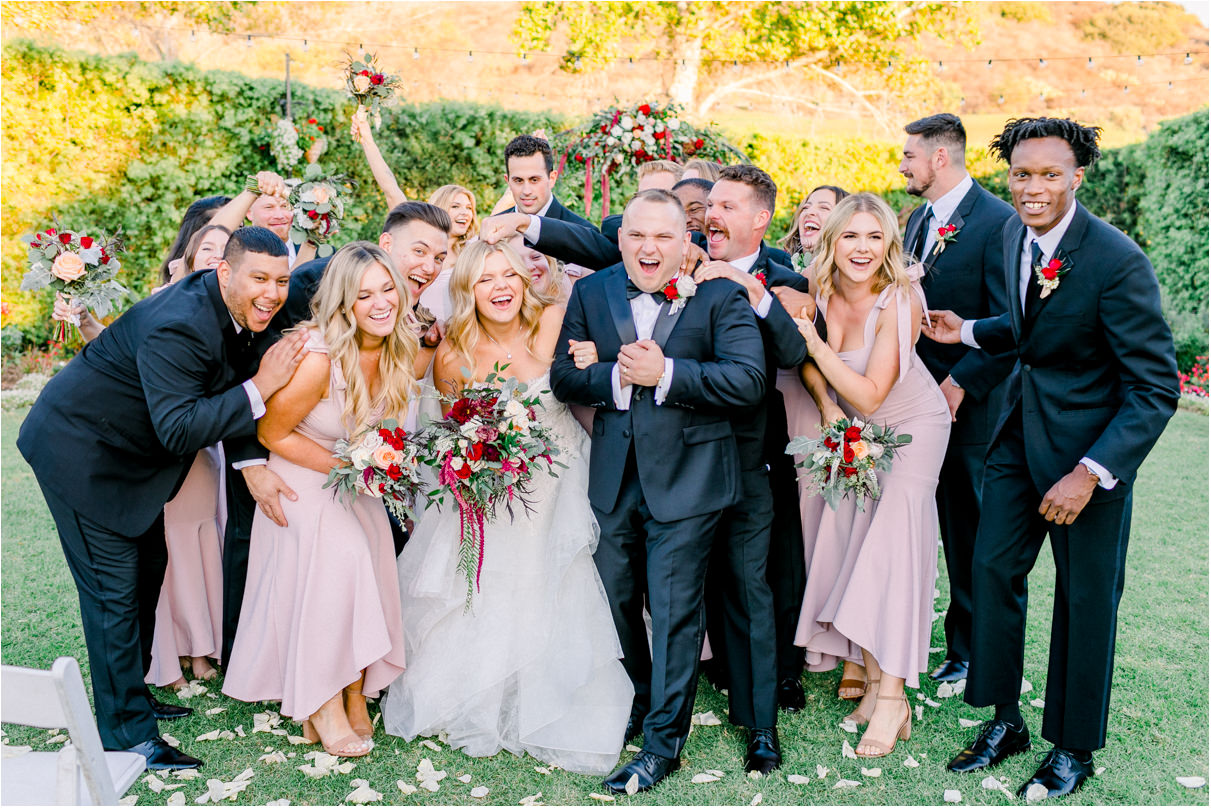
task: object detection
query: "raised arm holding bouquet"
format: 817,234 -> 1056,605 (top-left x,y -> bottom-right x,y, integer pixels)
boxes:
286,163 -> 357,259
21,220 -> 127,343
342,51 -> 402,133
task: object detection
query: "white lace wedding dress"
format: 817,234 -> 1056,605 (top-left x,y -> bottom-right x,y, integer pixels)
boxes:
381,372 -> 633,775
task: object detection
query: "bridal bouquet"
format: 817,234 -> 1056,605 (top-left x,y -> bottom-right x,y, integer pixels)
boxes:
341,51 -> 402,130
286,163 -> 357,257
20,219 -> 127,342
324,419 -> 425,523
786,418 -> 912,512
415,366 -> 564,608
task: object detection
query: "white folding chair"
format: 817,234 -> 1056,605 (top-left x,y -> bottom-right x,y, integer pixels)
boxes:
1,656 -> 145,805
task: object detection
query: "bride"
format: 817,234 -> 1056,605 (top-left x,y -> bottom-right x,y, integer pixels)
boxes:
381,240 -> 633,775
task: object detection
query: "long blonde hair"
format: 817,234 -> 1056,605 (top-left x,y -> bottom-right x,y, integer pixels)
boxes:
306,242 -> 418,436
814,192 -> 913,302
428,185 -> 479,256
445,240 -> 548,374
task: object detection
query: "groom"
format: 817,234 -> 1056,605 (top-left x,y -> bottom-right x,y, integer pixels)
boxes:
552,189 -> 766,793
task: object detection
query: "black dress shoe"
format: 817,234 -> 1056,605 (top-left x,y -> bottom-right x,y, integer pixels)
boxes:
603,749 -> 680,794
929,659 -> 970,682
1016,748 -> 1093,799
125,737 -> 204,770
947,719 -> 1031,773
777,676 -> 806,712
744,727 -> 782,775
149,697 -> 193,721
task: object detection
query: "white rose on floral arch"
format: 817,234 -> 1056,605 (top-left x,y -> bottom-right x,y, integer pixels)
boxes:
610,125 -> 622,136
620,115 -> 634,128
668,118 -> 681,130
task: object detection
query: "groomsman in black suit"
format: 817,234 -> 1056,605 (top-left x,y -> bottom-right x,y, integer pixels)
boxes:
220,202 -> 452,664
17,228 -> 308,769
899,113 -> 1015,684
692,166 -> 811,740
925,118 -> 1179,799
551,190 -> 766,792
503,134 -> 595,228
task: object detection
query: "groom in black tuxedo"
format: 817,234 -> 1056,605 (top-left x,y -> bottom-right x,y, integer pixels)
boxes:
899,113 -> 1015,684
17,227 -> 308,769
924,118 -> 1179,799
552,190 -> 766,793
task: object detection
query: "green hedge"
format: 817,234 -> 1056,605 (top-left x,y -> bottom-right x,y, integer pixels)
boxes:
2,42 -> 1205,368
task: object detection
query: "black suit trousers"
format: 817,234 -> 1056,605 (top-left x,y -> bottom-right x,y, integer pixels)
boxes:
935,433 -> 986,662
965,405 -> 1131,751
220,472 -> 255,665
42,485 -> 167,750
766,452 -> 807,681
705,468 -> 779,729
592,449 -> 721,759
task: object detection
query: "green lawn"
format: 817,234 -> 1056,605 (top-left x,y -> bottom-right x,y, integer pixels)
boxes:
2,407 -> 1207,806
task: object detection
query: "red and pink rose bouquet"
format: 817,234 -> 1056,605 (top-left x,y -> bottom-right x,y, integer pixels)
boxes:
324,419 -> 426,523
20,219 -> 127,342
786,418 -> 912,511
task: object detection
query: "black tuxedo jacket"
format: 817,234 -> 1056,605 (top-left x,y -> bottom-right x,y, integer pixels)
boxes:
905,180 -> 1016,444
729,247 -> 811,469
970,203 -> 1179,493
551,265 -> 766,522
18,270 -> 259,536
533,216 -> 708,271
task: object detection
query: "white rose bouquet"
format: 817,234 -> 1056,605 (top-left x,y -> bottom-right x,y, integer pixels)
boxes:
286,163 -> 357,257
324,419 -> 425,523
20,217 -> 128,342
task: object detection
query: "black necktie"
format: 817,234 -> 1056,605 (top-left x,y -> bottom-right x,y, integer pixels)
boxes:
1024,240 -> 1044,319
625,278 -> 666,305
910,203 -> 932,261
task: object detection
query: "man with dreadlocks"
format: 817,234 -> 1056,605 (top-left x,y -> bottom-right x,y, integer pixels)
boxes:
923,117 -> 1179,799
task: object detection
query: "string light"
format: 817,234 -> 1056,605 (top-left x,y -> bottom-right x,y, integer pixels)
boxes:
521,52 -> 527,63
1087,57 -> 1094,69
627,57 -> 634,69
245,35 -> 252,48
1137,55 -> 1143,65
412,47 -> 419,59
466,50 -> 473,62
1186,53 -> 1193,64
1038,57 -> 1046,67
189,29 -> 196,42
986,59 -> 992,69
574,57 -> 582,70
937,60 -> 944,71
1123,85 -> 1130,93
302,38 -> 308,52
998,94 -> 1005,104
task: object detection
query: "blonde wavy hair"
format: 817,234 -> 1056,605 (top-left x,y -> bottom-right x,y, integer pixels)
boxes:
814,192 -> 913,302
445,240 -> 549,374
428,185 -> 479,256
305,242 -> 418,437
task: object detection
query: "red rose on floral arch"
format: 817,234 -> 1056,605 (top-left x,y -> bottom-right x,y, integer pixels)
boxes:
638,103 -> 651,115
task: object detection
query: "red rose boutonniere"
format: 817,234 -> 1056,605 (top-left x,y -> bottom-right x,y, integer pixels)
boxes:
661,273 -> 698,316
932,223 -> 959,257
1033,251 -> 1072,299
753,269 -> 768,287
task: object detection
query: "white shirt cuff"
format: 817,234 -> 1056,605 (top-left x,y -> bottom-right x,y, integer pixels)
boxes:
1080,457 -> 1118,490
960,319 -> 980,349
522,214 -> 541,245
611,362 -> 632,411
653,358 -> 674,405
232,458 -> 268,470
753,290 -> 772,319
243,379 -> 266,419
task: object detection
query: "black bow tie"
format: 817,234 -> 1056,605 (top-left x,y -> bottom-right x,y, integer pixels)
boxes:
625,278 -> 666,304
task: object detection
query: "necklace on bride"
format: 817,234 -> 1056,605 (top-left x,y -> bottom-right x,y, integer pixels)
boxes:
484,324 -> 524,360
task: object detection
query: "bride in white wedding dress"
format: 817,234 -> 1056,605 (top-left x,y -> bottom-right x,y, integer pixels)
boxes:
381,241 -> 632,775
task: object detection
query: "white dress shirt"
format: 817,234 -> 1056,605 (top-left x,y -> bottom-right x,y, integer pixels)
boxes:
730,250 -> 774,318
958,202 -> 1114,489
228,317 -> 270,470
921,173 -> 973,257
611,288 -> 676,410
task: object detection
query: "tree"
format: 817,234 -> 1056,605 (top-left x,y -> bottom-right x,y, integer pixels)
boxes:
512,1 -> 970,120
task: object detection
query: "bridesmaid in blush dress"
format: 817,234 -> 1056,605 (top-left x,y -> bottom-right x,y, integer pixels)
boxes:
791,194 -> 950,759
223,242 -> 417,758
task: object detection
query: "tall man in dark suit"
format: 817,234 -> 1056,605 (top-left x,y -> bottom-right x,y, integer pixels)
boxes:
220,202 -> 452,665
503,134 -> 595,228
551,190 -> 766,793
17,228 -> 308,769
899,113 -> 1016,684
691,166 -> 812,767
924,118 -> 1179,799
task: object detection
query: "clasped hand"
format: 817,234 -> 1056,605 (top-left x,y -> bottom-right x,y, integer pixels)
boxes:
617,340 -> 665,387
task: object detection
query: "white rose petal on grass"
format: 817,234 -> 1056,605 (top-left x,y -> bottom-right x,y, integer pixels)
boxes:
119,796 -> 139,806
205,707 -> 226,716
691,773 -> 720,784
518,792 -> 543,806
751,793 -> 763,805
1020,679 -> 1033,695
588,793 -> 616,802
981,775 -> 1014,797
915,705 -> 925,721
265,802 -> 291,807
624,744 -> 641,753
1095,767 -> 1105,776
943,788 -> 962,803
1030,698 -> 1045,709
936,682 -> 955,698
1024,783 -> 1050,802
173,769 -> 201,780
959,718 -> 982,728
625,774 -> 640,796
903,755 -> 920,768
787,774 -> 812,785
457,774 -> 473,784
259,750 -> 288,764
534,766 -> 552,775
418,780 -> 440,793
167,792 -> 186,806
420,738 -> 442,751
924,697 -> 942,708
861,767 -> 882,777
48,734 -> 68,744
286,735 -> 310,745
842,739 -> 857,759
840,718 -> 859,734
706,769 -> 725,778
145,774 -> 166,793
833,779 -> 861,789
748,769 -> 762,779
816,764 -> 829,779
1177,777 -> 1207,788
470,786 -> 490,799
334,761 -> 356,775
691,711 -> 722,726
397,781 -> 418,796
233,725 -> 246,737
345,779 -> 383,804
